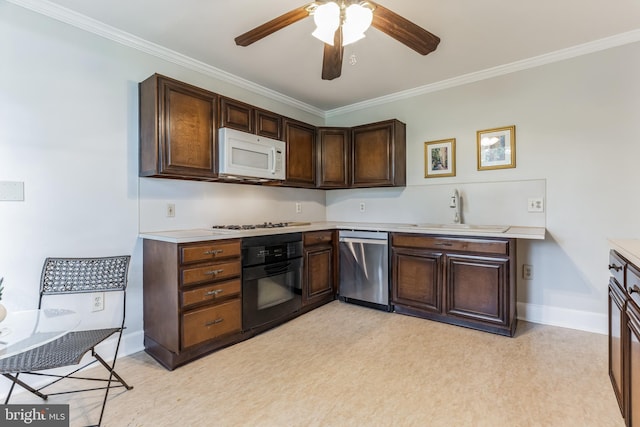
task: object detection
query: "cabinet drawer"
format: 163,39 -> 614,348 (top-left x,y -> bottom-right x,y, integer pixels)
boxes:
392,234 -> 508,256
181,260 -> 241,286
609,250 -> 626,287
182,299 -> 241,348
182,279 -> 241,309
180,240 -> 241,264
628,263 -> 640,305
304,230 -> 333,246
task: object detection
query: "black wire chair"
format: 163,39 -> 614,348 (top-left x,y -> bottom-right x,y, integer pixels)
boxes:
0,256 -> 133,426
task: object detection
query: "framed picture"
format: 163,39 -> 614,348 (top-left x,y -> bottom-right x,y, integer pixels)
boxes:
477,125 -> 516,170
425,138 -> 456,178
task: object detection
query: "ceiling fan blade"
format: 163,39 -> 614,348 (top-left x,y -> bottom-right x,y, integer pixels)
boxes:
235,4 -> 312,46
321,29 -> 344,80
369,1 -> 440,55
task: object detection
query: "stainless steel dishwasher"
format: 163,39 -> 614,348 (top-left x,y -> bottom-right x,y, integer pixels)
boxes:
338,230 -> 392,312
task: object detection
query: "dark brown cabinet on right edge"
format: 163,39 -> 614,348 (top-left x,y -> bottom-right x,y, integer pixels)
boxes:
607,248 -> 640,426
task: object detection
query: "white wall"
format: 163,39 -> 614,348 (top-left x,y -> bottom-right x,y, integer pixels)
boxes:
2,1 -> 639,396
0,0 -> 322,390
139,178 -> 325,232
327,42 -> 640,333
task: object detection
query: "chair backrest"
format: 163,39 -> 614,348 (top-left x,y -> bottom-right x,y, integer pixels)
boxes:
39,256 -> 131,300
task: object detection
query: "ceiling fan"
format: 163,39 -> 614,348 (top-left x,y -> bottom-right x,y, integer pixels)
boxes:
234,1 -> 440,81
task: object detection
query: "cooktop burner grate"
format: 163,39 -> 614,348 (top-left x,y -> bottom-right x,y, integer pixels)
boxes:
212,222 -> 292,230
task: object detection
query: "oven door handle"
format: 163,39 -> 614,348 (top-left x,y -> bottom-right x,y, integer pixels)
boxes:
264,262 -> 293,275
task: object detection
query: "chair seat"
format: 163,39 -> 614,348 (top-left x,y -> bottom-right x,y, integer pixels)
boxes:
0,328 -> 120,373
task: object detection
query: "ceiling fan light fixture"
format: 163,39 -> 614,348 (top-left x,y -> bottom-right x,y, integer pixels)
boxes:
342,3 -> 373,46
312,2 -> 341,45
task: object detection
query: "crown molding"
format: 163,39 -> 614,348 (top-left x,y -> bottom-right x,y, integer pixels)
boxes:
8,0 -> 640,120
326,29 -> 640,117
6,0 -> 326,118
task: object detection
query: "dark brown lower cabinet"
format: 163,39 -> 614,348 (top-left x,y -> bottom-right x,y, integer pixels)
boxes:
610,277 -> 626,415
391,233 -> 516,337
627,301 -> 640,426
143,238 -> 244,370
302,231 -> 336,307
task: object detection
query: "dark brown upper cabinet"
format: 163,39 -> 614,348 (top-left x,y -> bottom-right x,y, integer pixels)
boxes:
219,97 -> 283,141
284,119 -> 317,188
219,97 -> 254,134
139,74 -> 218,179
255,109 -> 282,140
317,127 -> 350,189
351,119 -> 406,188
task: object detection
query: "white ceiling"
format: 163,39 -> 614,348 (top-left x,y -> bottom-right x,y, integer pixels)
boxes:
11,0 -> 640,113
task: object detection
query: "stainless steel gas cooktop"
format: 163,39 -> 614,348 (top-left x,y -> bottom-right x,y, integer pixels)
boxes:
212,222 -> 311,231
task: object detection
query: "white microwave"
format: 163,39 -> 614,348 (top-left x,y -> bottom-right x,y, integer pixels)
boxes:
218,127 -> 286,181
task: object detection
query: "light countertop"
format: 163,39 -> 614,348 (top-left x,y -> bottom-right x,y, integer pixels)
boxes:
139,222 -> 546,244
609,239 -> 640,267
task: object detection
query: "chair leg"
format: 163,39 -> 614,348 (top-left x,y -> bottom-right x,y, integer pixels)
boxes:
92,352 -> 133,391
2,373 -> 48,401
92,348 -> 133,426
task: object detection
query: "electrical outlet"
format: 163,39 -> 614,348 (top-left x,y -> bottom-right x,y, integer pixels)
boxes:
92,292 -> 105,312
527,198 -> 544,213
166,203 -> 175,217
359,202 -> 366,212
295,202 -> 302,213
522,264 -> 533,280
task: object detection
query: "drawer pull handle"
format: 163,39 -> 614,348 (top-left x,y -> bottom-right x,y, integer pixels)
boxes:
205,318 -> 224,327
631,285 -> 640,294
609,264 -> 623,272
205,289 -> 223,297
204,269 -> 224,276
204,249 -> 223,255
434,242 -> 453,247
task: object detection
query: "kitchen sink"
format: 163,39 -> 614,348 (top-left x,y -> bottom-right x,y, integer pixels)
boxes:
411,224 -> 510,233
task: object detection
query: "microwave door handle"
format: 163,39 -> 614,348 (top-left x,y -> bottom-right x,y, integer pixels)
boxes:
270,147 -> 276,174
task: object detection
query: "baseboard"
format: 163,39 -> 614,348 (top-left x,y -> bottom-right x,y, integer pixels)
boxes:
517,302 -> 607,335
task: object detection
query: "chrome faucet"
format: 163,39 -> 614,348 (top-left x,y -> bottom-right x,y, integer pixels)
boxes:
450,189 -> 461,224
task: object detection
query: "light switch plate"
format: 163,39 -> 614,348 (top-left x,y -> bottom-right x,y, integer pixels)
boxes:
0,181 -> 24,201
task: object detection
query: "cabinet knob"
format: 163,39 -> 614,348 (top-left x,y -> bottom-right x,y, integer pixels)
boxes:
205,289 -> 223,297
609,264 -> 622,272
631,285 -> 640,294
204,269 -> 224,276
204,249 -> 223,256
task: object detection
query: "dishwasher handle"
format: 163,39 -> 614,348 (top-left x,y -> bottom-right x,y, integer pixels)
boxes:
339,237 -> 388,245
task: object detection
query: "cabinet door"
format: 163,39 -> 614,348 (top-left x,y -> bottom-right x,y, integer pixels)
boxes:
351,119 -> 405,187
140,75 -> 218,178
303,246 -> 334,305
255,109 -> 282,140
219,97 -> 254,133
627,302 -> 640,425
317,127 -> 350,188
609,279 -> 626,415
445,254 -> 510,327
392,248 -> 442,313
284,119 -> 317,187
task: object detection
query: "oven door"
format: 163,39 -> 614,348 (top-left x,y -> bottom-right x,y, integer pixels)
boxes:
242,257 -> 302,330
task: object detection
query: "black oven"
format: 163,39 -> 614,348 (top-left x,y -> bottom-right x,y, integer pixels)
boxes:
242,233 -> 303,330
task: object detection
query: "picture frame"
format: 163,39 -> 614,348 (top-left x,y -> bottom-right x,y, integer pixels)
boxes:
424,138 -> 456,178
477,125 -> 516,170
